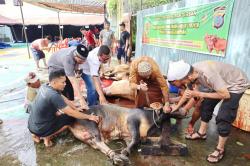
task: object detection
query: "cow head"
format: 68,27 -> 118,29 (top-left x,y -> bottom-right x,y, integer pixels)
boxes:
204,34 -> 215,52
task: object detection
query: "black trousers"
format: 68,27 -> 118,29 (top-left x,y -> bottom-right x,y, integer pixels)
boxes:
62,76 -> 74,101
200,93 -> 243,137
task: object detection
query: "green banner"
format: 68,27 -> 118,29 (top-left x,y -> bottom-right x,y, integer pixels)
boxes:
142,0 -> 234,57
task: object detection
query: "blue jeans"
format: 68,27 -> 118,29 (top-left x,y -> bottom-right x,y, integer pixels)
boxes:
81,73 -> 98,106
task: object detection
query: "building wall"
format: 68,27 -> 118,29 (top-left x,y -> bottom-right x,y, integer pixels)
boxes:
135,0 -> 250,78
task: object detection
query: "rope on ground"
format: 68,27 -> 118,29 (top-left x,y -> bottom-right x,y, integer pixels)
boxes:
112,141 -> 125,152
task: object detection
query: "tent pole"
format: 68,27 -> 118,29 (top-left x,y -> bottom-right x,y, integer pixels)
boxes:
42,26 -> 43,38
19,0 -> 31,59
57,11 -> 62,39
10,26 -> 18,42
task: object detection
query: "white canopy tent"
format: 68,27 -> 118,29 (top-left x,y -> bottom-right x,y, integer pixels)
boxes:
0,0 -> 104,25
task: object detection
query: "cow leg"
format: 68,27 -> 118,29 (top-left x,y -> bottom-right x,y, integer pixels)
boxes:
69,122 -> 93,142
159,116 -> 171,146
121,119 -> 140,156
70,122 -> 130,165
88,140 -> 130,165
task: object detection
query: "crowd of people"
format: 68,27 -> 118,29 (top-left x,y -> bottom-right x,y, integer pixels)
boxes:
30,21 -> 131,71
25,20 -> 250,164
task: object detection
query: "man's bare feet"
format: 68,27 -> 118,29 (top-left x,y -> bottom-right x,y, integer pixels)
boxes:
32,134 -> 41,143
43,137 -> 53,147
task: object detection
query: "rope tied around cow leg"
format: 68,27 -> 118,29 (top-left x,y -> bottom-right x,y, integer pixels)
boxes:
153,109 -> 161,128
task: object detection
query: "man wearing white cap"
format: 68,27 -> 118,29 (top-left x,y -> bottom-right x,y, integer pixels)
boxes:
167,60 -> 250,163
129,56 -> 171,112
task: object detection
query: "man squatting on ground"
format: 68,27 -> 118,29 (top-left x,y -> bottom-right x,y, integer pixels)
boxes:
28,69 -> 100,147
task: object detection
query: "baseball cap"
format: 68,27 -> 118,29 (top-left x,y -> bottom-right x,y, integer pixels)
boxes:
24,72 -> 39,84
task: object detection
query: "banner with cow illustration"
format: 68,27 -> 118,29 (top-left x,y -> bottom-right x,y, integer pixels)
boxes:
142,0 -> 234,57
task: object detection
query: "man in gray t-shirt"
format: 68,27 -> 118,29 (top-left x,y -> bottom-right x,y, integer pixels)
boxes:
28,69 -> 99,147
99,21 -> 115,48
167,60 -> 250,163
48,44 -> 89,109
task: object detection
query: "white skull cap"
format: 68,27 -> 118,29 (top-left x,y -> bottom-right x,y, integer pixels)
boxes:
167,60 -> 191,81
138,61 -> 152,77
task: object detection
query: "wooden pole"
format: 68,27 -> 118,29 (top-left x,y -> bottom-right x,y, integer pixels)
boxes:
42,26 -> 43,38
19,0 -> 31,59
57,11 -> 62,39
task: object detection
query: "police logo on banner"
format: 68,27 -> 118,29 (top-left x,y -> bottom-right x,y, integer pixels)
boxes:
213,6 -> 226,29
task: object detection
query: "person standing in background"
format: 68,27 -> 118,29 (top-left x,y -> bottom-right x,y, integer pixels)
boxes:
30,35 -> 51,70
118,22 -> 130,64
99,20 -> 115,65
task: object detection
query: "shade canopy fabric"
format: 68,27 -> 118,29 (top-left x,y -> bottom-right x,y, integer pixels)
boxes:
24,0 -> 105,14
0,0 -> 104,25
0,15 -> 18,25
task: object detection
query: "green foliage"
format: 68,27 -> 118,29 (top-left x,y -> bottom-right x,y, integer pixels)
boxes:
130,0 -> 180,47
107,0 -> 118,15
129,0 -> 179,13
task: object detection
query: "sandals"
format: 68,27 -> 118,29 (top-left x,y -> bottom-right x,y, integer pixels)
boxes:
185,131 -> 207,140
206,148 -> 225,163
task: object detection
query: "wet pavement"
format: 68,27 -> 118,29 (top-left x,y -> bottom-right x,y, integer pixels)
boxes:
0,47 -> 250,166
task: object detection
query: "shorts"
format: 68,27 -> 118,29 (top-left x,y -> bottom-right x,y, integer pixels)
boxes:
200,92 -> 243,137
29,115 -> 75,137
117,47 -> 125,60
117,47 -> 131,63
31,48 -> 45,60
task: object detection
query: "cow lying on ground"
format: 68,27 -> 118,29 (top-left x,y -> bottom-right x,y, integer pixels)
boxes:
69,104 -> 185,165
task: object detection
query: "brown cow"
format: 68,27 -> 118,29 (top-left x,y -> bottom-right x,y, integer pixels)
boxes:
69,104 -> 186,165
204,34 -> 227,54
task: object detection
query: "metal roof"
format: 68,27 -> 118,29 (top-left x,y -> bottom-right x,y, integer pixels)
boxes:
24,0 -> 105,14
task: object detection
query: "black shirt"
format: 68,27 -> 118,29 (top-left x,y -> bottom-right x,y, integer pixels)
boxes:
28,84 -> 67,135
120,30 -> 130,48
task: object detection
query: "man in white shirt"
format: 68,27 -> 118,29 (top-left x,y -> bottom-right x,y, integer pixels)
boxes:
80,45 -> 111,105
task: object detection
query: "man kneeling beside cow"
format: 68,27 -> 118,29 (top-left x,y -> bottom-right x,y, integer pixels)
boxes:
28,67 -> 186,165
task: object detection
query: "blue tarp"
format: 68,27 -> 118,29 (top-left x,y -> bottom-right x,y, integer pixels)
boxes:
0,42 -> 12,49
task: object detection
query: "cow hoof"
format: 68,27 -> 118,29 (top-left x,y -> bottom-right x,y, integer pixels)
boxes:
121,149 -> 130,156
112,154 -> 130,166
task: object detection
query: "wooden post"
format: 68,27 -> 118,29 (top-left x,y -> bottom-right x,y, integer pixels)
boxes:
57,11 -> 62,39
19,0 -> 31,59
